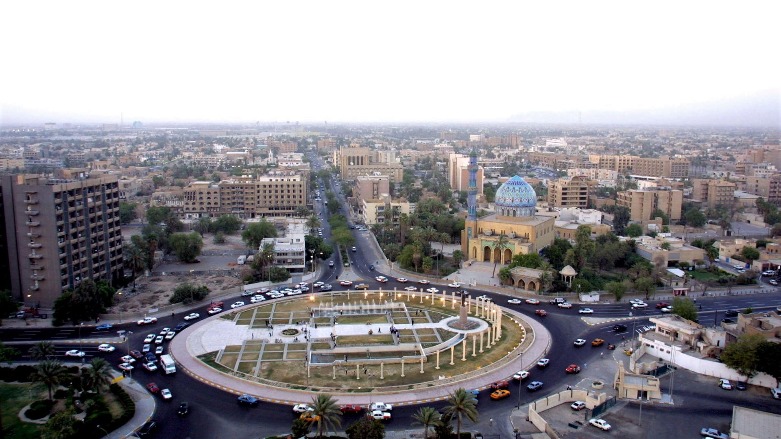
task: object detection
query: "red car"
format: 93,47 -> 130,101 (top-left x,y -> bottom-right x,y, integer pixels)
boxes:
656,302 -> 670,309
535,309 -> 547,317
340,404 -> 363,414
565,364 -> 581,374
146,382 -> 160,394
490,380 -> 509,390
129,350 -> 144,359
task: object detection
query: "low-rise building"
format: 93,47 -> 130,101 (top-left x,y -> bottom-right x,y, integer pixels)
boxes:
634,234 -> 705,266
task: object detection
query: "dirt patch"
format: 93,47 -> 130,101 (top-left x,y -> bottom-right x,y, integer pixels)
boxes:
111,273 -> 243,314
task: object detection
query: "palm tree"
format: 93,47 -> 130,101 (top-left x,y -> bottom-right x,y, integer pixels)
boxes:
30,360 -> 69,400
412,406 -> 441,438
82,358 -> 113,394
257,242 -> 275,281
306,214 -> 321,234
29,341 -> 55,361
309,393 -> 342,438
491,234 -> 509,277
442,388 -> 478,438
437,233 -> 450,276
124,244 -> 145,290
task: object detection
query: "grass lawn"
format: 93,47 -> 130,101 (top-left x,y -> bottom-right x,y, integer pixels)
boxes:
0,382 -> 46,439
690,269 -> 733,282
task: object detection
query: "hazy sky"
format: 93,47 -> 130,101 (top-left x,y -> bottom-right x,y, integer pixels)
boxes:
1,1 -> 779,125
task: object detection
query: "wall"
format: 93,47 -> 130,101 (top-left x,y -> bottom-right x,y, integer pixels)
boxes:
527,389 -> 607,437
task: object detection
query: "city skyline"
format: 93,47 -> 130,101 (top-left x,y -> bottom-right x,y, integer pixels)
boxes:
1,1 -> 778,127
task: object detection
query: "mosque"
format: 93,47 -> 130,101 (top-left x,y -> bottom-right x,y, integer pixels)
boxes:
460,150 -> 556,267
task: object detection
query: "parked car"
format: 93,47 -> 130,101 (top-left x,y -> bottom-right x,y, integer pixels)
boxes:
160,389 -> 172,400
293,403 -> 313,413
369,402 -> 393,411
146,382 -> 160,394
142,344 -> 151,353
656,302 -> 670,309
143,361 -> 158,372
95,323 -> 113,331
118,362 -> 134,371
571,401 -> 586,411
507,299 -> 522,304
237,394 -> 260,406
129,350 -> 144,359
137,420 -> 157,437
207,307 -> 223,315
154,336 -> 164,345
700,427 -> 729,439
718,378 -> 733,390
120,355 -> 135,364
490,389 -> 511,400
368,410 -> 391,421
231,301 -> 245,309
527,381 -> 544,392
589,418 -> 611,431
735,381 -> 748,391
143,334 -> 156,343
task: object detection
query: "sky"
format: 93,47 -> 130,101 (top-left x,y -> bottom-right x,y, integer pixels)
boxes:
1,1 -> 779,126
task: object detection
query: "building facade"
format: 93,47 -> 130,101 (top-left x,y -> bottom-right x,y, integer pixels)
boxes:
547,176 -> 594,208
333,145 -> 403,182
0,174 -> 124,309
691,179 -> 736,209
617,188 -> 683,222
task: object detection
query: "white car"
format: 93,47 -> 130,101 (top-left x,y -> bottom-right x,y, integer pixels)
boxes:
513,370 -> 530,380
369,410 -> 391,421
426,288 -> 439,293
557,302 -> 573,309
137,316 -> 157,326
165,331 -> 175,340
155,346 -> 164,355
154,336 -> 164,345
660,306 -> 673,313
404,286 -> 418,291
574,339 -> 587,347
159,328 -> 171,335
448,282 -> 462,288
571,401 -> 586,411
251,295 -> 265,303
313,281 -> 325,288
120,355 -> 135,364
629,299 -> 645,305
375,276 -> 388,283
142,344 -> 151,353
161,388 -> 172,400
231,301 -> 245,309
537,358 -> 550,368
369,402 -> 392,411
183,313 -> 200,321
525,298 -> 540,305
589,418 -> 611,431
208,307 -> 223,315
293,404 -> 314,413
578,308 -> 594,314
143,361 -> 158,372
719,378 -> 733,390
396,278 -> 408,283
118,362 -> 134,371
143,334 -> 156,343
507,299 -> 522,304
631,302 -> 649,309
98,344 -> 115,352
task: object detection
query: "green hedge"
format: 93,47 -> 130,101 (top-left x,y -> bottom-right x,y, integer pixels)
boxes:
25,399 -> 54,419
107,383 -> 135,430
0,365 -> 36,382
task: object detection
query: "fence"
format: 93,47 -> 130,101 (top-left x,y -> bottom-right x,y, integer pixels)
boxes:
590,395 -> 617,418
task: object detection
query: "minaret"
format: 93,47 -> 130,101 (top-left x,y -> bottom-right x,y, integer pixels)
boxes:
467,147 -> 478,220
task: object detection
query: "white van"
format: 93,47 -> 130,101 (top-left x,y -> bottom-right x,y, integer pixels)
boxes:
237,255 -> 246,265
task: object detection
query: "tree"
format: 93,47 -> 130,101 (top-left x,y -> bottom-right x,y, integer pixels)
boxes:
565,226 -> 595,271
0,290 -> 19,326
442,388 -> 479,439
684,208 -> 706,227
721,333 -> 766,380
53,280 -> 114,326
332,228 -> 355,248
741,246 -> 760,262
757,342 -> 781,387
169,232 -> 203,263
309,394 -> 342,438
624,223 -> 643,238
634,276 -> 656,300
123,243 -> 146,289
651,208 -> 669,225
671,297 -> 698,322
412,406 -> 441,438
345,416 -> 385,439
291,418 -> 310,438
242,220 -> 278,249
41,409 -> 81,439
211,215 -> 242,235
612,206 -> 631,236
30,360 -> 69,400
0,341 -> 20,363
491,234 -> 509,278
605,281 -> 628,303
306,214 -> 322,233
268,266 -> 290,283
29,341 -> 56,361
452,250 -> 464,268
118,202 -> 138,224
83,357 -> 113,394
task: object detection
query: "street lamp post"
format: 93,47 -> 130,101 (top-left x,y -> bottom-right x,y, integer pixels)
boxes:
79,323 -> 84,364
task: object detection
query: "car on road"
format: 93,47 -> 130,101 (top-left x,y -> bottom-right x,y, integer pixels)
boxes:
320,284 -> 333,292
184,313 -> 200,321
396,278 -> 408,283
137,420 -> 157,437
143,334 -> 156,343
174,322 -> 190,331
293,403 -> 313,413
700,427 -> 729,439
527,381 -> 544,391
155,346 -> 164,355
368,410 -> 391,421
118,362 -> 134,371
718,378 -> 733,390
177,402 -> 189,416
629,299 -> 645,305
64,349 -> 85,357
536,358 -> 550,368
589,418 -> 611,431
613,324 -> 627,332
565,364 -> 581,374
724,310 -> 739,317
355,283 -> 370,290
535,309 -> 547,316
513,370 -> 530,381
370,402 -> 393,411
160,327 -> 171,335
130,350 -> 144,360
448,282 -> 462,288
154,336 -> 164,345
375,276 -> 387,283
340,404 -> 363,414
656,302 -> 670,309
161,389 -> 172,400
574,339 -> 586,347
404,286 -> 418,291
418,279 -> 430,285
632,302 -> 649,309
557,302 -> 573,309
490,389 -> 511,400
231,301 -> 245,309
237,394 -> 260,406
592,338 -> 605,347
489,380 -> 509,390
95,323 -> 113,331
508,299 -> 522,304
146,382 -> 160,394
300,412 -> 321,422
660,306 -> 673,313
251,295 -> 265,303
735,381 -> 747,391
578,308 -> 593,314
329,261 -> 335,267
142,344 -> 151,353
426,287 -> 440,293
120,355 -> 135,364
98,344 -> 115,352
143,361 -> 158,372
145,352 -> 156,362
165,331 -> 176,340
137,317 -> 157,326
571,401 -> 586,411
771,279 -> 779,286
525,298 -> 541,305
339,280 -> 353,286
207,307 -> 222,315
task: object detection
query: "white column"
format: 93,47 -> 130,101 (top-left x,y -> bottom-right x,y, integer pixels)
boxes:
450,346 -> 455,365
472,335 -> 477,357
401,359 -> 405,377
380,363 -> 384,379
356,363 -> 360,380
461,338 -> 467,361
436,350 -> 440,369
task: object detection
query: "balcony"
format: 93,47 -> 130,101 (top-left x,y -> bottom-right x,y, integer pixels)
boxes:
27,242 -> 42,249
28,253 -> 43,259
30,274 -> 44,281
25,210 -> 39,216
24,198 -> 39,205
27,232 -> 40,238
25,221 -> 40,227
29,284 -> 39,291
29,264 -> 44,270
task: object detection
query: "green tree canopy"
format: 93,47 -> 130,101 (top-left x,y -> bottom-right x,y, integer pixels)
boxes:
741,246 -> 760,262
671,297 -> 698,322
211,215 -> 242,234
242,220 -> 278,249
169,232 -> 203,263
684,208 -> 707,227
721,333 -> 766,379
625,223 -> 643,238
442,388 -> 479,439
345,416 -> 385,439
605,281 -> 628,302
118,202 -> 138,224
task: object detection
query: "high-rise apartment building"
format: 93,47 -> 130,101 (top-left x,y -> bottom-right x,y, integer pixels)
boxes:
617,188 -> 683,222
547,176 -> 594,208
333,145 -> 403,182
0,174 -> 124,309
691,179 -> 736,209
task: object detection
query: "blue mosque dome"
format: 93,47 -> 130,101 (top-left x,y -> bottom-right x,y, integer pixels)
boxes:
494,175 -> 537,218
